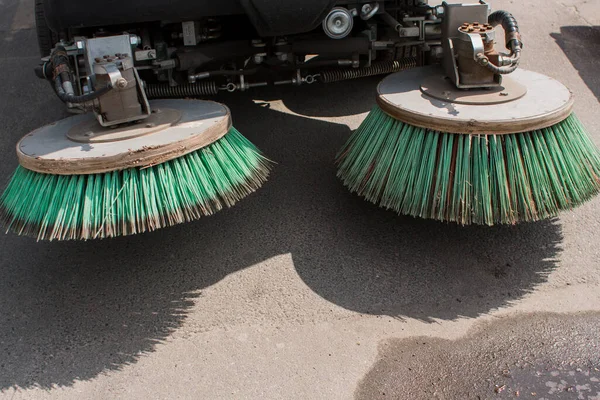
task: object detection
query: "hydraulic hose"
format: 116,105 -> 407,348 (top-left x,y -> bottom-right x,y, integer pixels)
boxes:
487,10 -> 523,51
476,53 -> 520,74
53,75 -> 112,104
478,10 -> 523,75
49,45 -> 113,104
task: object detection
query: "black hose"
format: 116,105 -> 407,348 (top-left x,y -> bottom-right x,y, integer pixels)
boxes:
54,75 -> 112,104
488,10 -> 523,51
477,10 -> 523,74
49,45 -> 113,104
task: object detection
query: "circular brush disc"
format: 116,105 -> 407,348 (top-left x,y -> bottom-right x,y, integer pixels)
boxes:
376,65 -> 573,135
17,99 -> 232,174
1,99 -> 272,240
337,66 -> 600,225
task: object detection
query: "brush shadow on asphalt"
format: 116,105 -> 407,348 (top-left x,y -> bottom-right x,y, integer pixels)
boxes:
551,26 -> 600,102
0,52 -> 563,390
0,82 -> 563,390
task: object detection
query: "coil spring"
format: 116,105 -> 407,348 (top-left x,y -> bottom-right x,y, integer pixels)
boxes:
319,58 -> 418,84
145,81 -> 219,99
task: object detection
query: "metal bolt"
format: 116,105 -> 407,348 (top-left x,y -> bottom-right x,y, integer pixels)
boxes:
500,92 -> 509,96
146,123 -> 155,128
253,54 -> 265,64
116,78 -> 128,89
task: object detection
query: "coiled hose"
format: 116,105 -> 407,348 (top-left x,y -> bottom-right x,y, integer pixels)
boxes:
488,10 -> 522,50
480,10 -> 523,74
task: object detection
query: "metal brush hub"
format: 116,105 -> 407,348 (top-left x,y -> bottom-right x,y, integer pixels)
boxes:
17,99 -> 232,175
376,66 -> 574,135
420,74 -> 527,105
67,108 -> 183,143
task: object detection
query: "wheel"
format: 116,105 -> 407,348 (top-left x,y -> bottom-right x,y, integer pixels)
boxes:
35,0 -> 60,57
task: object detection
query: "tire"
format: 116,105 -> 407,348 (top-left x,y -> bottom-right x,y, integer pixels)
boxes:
35,0 -> 60,57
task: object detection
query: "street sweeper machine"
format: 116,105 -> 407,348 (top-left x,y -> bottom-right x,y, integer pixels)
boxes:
1,0 -> 599,240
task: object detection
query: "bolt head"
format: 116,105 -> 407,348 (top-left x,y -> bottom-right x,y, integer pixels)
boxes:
116,78 -> 128,89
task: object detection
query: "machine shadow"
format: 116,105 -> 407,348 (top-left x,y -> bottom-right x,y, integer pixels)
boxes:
0,84 -> 562,390
551,26 -> 600,101
229,89 -> 563,320
272,75 -> 381,117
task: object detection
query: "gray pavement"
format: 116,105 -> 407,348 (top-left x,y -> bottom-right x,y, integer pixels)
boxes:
0,0 -> 599,399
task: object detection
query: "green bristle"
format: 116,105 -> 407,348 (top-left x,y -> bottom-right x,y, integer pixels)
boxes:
336,106 -> 600,225
0,127 -> 272,241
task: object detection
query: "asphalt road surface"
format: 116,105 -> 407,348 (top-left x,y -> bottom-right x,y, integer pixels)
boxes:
0,0 -> 599,399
